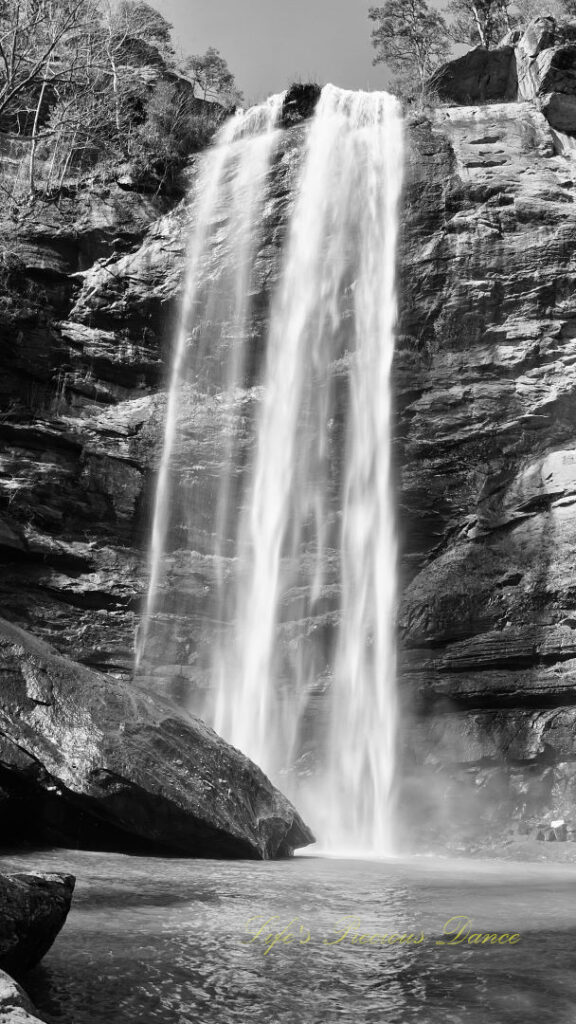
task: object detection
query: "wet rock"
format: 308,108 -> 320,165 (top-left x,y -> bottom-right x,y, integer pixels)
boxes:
0,617 -> 314,858
0,872 -> 74,975
280,83 -> 322,128
0,969 -> 45,1024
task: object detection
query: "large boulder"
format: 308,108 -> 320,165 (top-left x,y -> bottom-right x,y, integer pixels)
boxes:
0,873 -> 74,976
429,46 -> 517,104
539,90 -> 576,130
0,617 -> 314,858
0,969 -> 44,1024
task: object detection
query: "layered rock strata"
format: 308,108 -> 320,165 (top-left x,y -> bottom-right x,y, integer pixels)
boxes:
0,176 -> 173,676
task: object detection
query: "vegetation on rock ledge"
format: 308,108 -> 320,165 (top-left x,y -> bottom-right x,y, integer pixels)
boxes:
0,0 -> 242,198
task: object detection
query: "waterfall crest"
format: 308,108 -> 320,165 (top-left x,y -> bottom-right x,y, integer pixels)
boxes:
138,85 -> 404,856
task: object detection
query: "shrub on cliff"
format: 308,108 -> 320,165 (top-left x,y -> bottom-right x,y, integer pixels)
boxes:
128,82 -> 227,192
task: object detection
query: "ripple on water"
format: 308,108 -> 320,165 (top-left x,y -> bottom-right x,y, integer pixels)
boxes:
1,849 -> 575,1024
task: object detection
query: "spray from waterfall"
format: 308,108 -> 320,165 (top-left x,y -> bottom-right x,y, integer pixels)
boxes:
138,85 -> 404,856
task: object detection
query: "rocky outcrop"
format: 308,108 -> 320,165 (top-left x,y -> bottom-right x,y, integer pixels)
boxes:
0,969 -> 45,1024
430,46 -> 517,104
430,18 -> 576,141
0,872 -> 74,976
0,617 -> 314,857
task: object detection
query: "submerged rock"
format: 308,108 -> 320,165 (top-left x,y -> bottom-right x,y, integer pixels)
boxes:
0,617 -> 314,858
0,872 -> 74,975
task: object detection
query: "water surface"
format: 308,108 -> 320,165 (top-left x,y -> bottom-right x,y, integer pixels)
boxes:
2,849 -> 575,1023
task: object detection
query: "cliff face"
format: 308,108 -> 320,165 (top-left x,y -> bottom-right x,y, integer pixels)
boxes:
4,53 -> 576,841
0,177 -> 175,675
398,100 -> 576,835
396,20 -> 576,838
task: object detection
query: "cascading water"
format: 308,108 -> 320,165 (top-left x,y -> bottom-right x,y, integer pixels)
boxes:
136,94 -> 285,669
138,84 -> 404,856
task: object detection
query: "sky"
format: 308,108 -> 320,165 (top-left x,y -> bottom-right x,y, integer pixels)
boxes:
151,0 -> 388,105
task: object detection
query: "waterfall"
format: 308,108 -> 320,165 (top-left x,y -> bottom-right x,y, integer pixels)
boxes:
136,94 -> 285,670
138,85 -> 404,856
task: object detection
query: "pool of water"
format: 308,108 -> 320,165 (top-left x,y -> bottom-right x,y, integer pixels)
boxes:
1,849 -> 575,1024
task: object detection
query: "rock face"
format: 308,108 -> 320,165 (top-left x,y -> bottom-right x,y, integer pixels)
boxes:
397,96 -> 576,835
0,617 -> 314,858
0,174 -> 174,676
0,872 -> 74,976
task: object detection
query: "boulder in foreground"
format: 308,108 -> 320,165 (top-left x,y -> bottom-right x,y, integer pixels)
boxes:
0,872 -> 74,976
0,968 -> 45,1024
0,618 -> 314,858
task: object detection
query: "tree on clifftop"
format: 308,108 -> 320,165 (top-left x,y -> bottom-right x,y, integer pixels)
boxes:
184,46 -> 243,105
369,0 -> 451,97
445,0 -> 514,48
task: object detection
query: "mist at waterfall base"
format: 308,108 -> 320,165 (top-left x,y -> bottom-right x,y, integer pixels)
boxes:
136,84 -> 403,855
